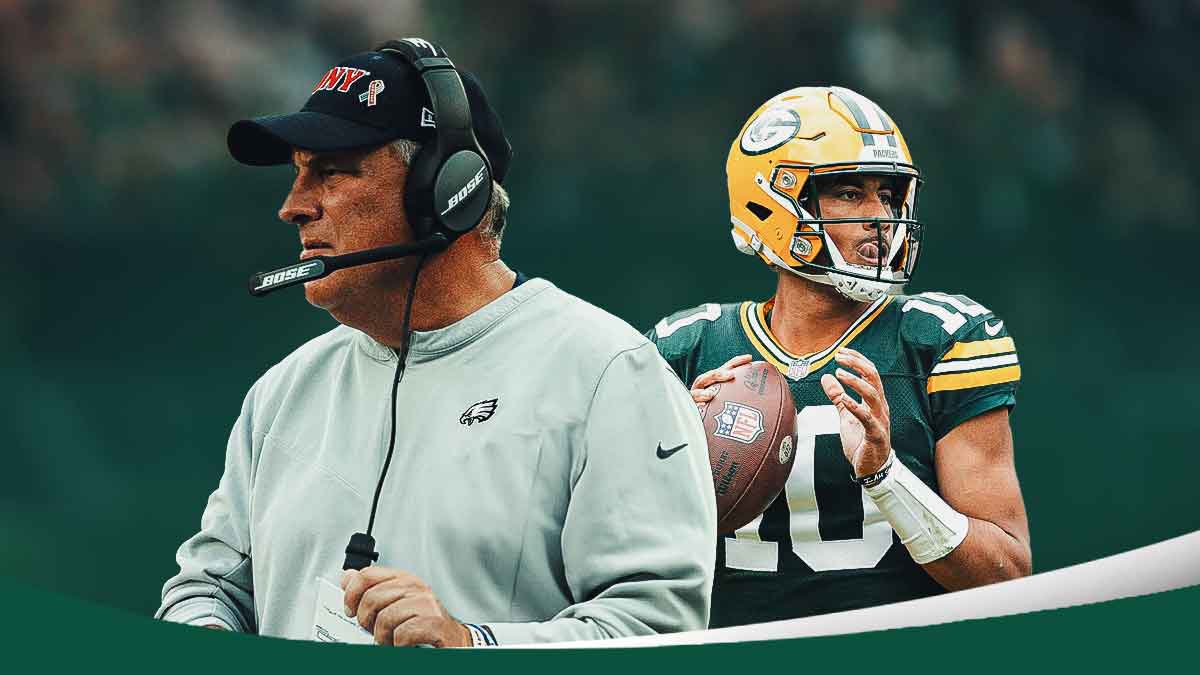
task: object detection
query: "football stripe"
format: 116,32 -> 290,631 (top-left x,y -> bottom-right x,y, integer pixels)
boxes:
927,365 -> 1022,393
942,336 -> 1016,361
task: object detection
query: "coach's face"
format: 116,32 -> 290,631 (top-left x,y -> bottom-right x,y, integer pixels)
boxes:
278,144 -> 412,312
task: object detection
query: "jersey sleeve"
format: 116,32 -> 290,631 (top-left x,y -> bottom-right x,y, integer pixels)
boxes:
900,292 -> 1020,439
643,303 -> 723,387
926,309 -> 1020,438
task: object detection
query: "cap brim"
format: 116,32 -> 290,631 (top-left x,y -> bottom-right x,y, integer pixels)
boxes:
227,111 -> 396,166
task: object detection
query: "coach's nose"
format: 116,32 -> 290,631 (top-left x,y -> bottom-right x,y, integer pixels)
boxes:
279,176 -> 321,227
279,152 -> 321,227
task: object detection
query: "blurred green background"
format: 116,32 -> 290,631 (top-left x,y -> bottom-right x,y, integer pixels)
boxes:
2,1 -> 1198,615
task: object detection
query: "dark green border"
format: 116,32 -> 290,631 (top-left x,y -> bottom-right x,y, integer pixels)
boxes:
4,577 -> 1193,670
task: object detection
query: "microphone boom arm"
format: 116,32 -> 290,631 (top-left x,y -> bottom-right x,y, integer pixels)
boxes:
248,234 -> 450,297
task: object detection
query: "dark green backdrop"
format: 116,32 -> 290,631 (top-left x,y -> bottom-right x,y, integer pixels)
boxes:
3,1 -> 1198,615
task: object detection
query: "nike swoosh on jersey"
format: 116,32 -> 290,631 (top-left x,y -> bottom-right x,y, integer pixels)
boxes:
984,320 -> 1004,336
656,442 -> 688,459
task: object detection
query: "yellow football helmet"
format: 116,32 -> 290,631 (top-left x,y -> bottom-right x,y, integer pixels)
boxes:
727,86 -> 923,302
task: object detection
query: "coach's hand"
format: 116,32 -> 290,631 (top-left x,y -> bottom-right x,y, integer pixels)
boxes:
689,354 -> 753,403
820,347 -> 892,479
341,567 -> 470,648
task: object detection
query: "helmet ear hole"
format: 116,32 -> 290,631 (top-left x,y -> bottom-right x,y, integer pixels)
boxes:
745,201 -> 773,221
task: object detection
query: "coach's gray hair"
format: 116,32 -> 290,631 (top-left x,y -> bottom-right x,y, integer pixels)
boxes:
389,139 -> 509,252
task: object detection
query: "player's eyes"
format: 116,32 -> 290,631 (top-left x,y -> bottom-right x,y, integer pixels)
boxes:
879,191 -> 904,211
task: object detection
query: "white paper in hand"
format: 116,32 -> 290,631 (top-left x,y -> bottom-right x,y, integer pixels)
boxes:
312,576 -> 374,644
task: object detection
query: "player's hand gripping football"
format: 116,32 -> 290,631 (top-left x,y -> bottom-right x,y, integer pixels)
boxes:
341,567 -> 470,647
689,354 -> 753,403
820,347 -> 892,479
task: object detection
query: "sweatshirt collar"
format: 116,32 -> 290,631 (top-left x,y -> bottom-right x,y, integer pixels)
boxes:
355,277 -> 552,363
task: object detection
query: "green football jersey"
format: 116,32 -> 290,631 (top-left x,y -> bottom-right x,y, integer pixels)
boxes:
646,291 -> 1020,626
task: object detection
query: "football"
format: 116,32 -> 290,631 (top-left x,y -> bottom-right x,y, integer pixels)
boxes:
699,361 -> 798,533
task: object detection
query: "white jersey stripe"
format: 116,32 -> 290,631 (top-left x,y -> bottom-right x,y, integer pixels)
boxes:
931,353 -> 1020,374
746,304 -> 794,364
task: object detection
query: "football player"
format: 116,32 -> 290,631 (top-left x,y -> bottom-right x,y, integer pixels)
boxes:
647,87 -> 1032,625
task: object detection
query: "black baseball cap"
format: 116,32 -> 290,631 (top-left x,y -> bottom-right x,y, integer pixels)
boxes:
227,50 -> 512,183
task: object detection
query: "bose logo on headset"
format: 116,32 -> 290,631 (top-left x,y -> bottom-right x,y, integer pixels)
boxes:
441,166 -> 487,216
253,261 -> 323,291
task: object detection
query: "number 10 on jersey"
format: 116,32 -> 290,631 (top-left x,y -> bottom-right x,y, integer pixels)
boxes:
727,405 -> 893,572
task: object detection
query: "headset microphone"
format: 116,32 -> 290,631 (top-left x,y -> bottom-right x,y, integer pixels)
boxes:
248,233 -> 450,296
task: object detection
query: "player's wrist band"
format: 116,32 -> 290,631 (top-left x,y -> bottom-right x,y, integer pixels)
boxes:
464,623 -> 497,647
852,454 -> 894,489
862,450 -> 969,564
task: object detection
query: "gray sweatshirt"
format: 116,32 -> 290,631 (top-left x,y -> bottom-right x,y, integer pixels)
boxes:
156,278 -> 716,644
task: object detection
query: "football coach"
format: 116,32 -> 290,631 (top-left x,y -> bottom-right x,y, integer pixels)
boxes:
156,38 -> 716,647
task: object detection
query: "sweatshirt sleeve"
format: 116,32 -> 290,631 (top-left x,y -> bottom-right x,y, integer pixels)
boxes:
484,343 -> 716,644
155,387 -> 259,632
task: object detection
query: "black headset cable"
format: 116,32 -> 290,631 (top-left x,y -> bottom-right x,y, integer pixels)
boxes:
343,252 -> 429,570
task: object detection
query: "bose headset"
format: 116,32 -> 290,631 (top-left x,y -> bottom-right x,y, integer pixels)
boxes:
248,37 -> 493,296
378,38 -> 494,242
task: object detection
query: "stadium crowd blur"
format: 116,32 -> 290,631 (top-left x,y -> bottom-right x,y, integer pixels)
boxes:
2,0 -> 1198,615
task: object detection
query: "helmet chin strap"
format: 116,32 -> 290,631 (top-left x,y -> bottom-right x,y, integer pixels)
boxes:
832,272 -> 894,302
779,262 -> 892,303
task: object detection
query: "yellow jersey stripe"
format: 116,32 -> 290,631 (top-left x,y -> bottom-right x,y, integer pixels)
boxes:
746,302 -> 797,364
942,336 -> 1016,361
738,302 -> 791,373
753,302 -> 802,361
927,365 -> 1021,394
752,296 -> 890,364
740,297 -> 893,377
807,297 -> 892,372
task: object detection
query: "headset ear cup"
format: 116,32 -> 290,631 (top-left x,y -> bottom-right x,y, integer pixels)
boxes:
403,141 -> 440,240
432,150 -> 492,234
